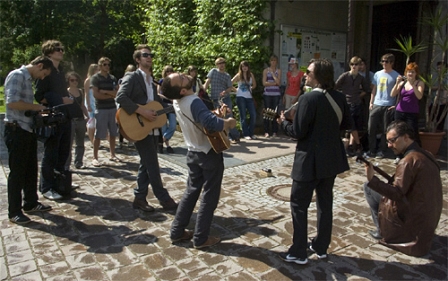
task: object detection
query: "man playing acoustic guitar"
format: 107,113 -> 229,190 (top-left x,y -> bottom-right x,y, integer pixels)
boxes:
161,72 -> 236,249
363,121 -> 442,256
116,44 -> 177,212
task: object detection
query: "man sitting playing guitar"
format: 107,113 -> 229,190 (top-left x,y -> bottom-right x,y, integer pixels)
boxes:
161,72 -> 236,249
116,44 -> 177,212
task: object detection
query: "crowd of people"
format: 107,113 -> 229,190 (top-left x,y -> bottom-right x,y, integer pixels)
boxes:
3,39 -> 444,260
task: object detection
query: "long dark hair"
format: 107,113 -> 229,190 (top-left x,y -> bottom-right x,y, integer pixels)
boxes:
237,61 -> 252,83
309,58 -> 335,90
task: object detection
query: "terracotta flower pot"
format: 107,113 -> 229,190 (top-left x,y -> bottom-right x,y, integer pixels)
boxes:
419,131 -> 446,155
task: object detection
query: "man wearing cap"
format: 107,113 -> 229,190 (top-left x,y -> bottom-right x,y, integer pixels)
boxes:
204,57 -> 240,143
284,58 -> 304,109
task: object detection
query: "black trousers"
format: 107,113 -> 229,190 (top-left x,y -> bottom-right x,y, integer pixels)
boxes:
288,176 -> 336,258
4,126 -> 39,218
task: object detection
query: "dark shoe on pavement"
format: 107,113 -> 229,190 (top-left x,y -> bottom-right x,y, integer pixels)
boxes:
194,236 -> 221,249
158,144 -> 164,154
160,198 -> 178,211
9,214 -> 31,225
308,243 -> 327,259
171,230 -> 194,243
369,230 -> 382,240
132,198 -> 155,212
278,252 -> 308,265
23,203 -> 52,213
166,146 -> 174,153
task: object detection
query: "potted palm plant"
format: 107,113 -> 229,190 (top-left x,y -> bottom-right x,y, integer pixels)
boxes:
391,7 -> 447,155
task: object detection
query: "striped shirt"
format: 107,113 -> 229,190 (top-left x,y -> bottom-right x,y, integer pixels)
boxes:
4,66 -> 35,132
264,69 -> 281,96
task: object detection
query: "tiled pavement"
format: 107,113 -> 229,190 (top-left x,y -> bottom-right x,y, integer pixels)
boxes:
0,120 -> 447,280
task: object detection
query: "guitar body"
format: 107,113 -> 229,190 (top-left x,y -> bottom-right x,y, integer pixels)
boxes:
204,126 -> 231,153
116,101 -> 172,142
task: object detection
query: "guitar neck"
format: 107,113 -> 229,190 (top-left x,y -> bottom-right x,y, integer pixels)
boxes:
156,106 -> 174,116
356,155 -> 394,183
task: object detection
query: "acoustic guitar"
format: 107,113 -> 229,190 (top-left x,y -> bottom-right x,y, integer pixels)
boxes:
263,102 -> 298,122
203,102 -> 231,153
356,155 -> 394,184
116,101 -> 174,142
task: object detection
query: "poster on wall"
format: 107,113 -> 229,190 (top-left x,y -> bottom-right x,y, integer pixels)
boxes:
280,25 -> 347,85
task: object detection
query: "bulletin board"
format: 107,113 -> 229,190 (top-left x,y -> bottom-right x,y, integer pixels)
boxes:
280,25 -> 347,85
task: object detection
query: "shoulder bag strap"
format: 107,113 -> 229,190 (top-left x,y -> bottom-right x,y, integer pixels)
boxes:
315,88 -> 342,125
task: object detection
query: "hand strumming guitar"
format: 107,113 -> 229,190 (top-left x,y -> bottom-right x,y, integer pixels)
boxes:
135,106 -> 158,122
364,162 -> 375,182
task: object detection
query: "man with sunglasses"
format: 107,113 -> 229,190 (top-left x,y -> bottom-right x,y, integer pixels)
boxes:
366,53 -> 399,159
278,59 -> 351,264
161,72 -> 236,249
116,44 -> 178,212
91,57 -> 119,166
363,121 -> 442,257
35,40 -> 75,200
335,56 -> 371,156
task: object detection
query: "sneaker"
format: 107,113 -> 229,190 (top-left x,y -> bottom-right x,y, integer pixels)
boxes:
375,151 -> 384,159
92,159 -> 101,167
278,252 -> 308,265
194,236 -> 221,249
394,157 -> 401,165
251,135 -> 257,140
171,230 -> 194,243
9,214 -> 31,225
230,139 -> 238,144
244,136 -> 252,140
166,146 -> 174,153
364,151 -> 375,158
264,133 -> 270,138
272,133 -> 278,138
23,203 -> 52,213
42,190 -> 63,200
308,243 -> 327,259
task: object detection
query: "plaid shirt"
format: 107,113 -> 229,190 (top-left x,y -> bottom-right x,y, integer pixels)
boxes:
206,68 -> 232,100
4,66 -> 35,132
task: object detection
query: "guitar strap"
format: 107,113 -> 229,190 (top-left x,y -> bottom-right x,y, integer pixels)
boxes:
314,88 -> 342,125
181,112 -> 212,138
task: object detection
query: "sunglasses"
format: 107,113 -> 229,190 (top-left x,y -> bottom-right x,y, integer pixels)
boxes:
386,135 -> 401,144
69,79 -> 78,82
141,53 -> 155,58
55,47 -> 64,53
381,60 -> 390,64
350,63 -> 358,66
102,63 -> 110,67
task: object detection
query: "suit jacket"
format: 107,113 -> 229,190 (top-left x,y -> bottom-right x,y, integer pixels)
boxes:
282,88 -> 351,181
368,142 -> 442,257
116,70 -> 163,114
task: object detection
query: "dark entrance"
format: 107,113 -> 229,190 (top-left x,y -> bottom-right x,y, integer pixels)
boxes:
370,1 -> 420,74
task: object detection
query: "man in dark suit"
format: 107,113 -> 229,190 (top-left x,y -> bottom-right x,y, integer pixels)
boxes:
278,58 -> 351,265
116,44 -> 177,212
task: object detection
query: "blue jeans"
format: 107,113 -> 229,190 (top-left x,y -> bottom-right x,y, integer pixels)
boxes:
363,182 -> 382,233
263,95 -> 280,135
236,97 -> 256,137
219,95 -> 240,140
162,113 -> 177,141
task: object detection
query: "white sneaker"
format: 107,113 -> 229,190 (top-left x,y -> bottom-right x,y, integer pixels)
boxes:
244,136 -> 252,140
43,190 -> 62,200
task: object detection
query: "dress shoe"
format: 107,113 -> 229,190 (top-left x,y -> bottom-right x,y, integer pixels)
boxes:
194,236 -> 221,249
171,230 -> 194,243
133,199 -> 155,212
160,198 -> 178,211
369,230 -> 382,240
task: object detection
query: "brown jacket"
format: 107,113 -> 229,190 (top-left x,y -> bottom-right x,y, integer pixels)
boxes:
368,142 -> 443,256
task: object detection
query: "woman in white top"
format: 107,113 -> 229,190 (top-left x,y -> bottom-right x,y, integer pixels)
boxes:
232,61 -> 257,140
83,63 -> 99,146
